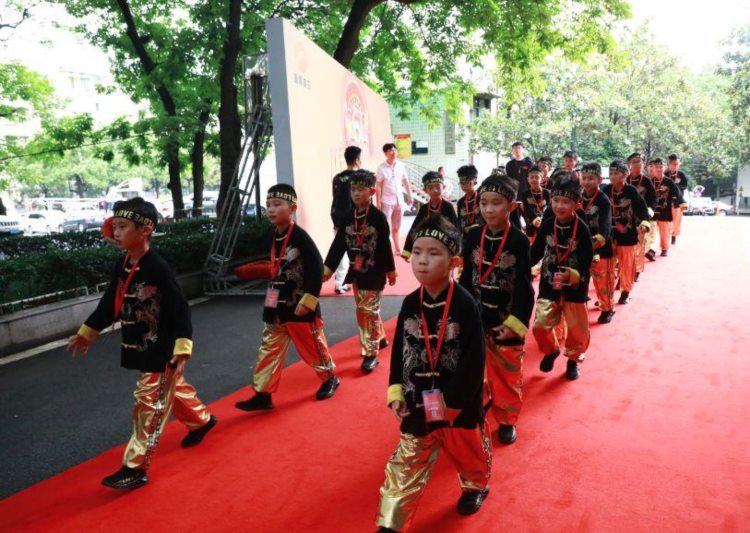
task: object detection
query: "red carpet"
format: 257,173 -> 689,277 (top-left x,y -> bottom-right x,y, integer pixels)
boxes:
3,217 -> 750,532
321,255 -> 419,297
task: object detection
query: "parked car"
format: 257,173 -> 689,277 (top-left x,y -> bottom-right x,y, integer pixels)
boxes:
686,197 -> 715,216
20,211 -> 66,235
244,203 -> 268,218
61,207 -> 106,232
0,214 -> 24,237
714,201 -> 736,216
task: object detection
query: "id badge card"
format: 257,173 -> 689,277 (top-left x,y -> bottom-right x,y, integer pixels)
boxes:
422,388 -> 446,422
353,254 -> 365,272
264,285 -> 280,308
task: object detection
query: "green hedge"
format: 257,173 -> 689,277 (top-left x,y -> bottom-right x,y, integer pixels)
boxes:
0,217 -> 272,305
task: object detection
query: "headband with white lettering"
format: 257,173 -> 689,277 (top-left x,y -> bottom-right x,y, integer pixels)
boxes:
478,182 -> 516,202
412,227 -> 460,256
113,209 -> 156,228
266,190 -> 297,204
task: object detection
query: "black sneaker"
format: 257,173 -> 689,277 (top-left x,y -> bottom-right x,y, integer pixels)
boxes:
498,424 -> 517,444
181,415 -> 218,448
565,360 -> 580,380
671,236 -> 676,244
618,291 -> 630,305
457,488 -> 490,515
379,338 -> 389,350
235,392 -> 273,411
645,249 -> 656,262
661,249 -> 668,257
335,284 -> 351,294
539,351 -> 560,372
597,310 -> 615,324
361,356 -> 379,373
634,272 -> 640,282
315,376 -> 340,400
101,466 -> 148,490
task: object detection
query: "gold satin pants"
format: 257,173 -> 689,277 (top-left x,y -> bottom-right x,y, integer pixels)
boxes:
591,258 -> 616,312
485,341 -> 524,425
123,367 -> 211,470
533,298 -> 590,361
354,286 -> 384,358
252,317 -> 335,393
614,243 -> 636,293
658,221 -> 672,251
635,231 -> 648,273
376,427 -> 492,532
671,207 -> 683,237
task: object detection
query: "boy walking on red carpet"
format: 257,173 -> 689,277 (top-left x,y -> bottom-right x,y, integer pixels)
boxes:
377,216 -> 491,532
531,174 -> 594,380
235,184 -> 339,412
519,165 -> 551,242
459,173 -> 534,445
324,170 -> 397,373
67,197 -> 217,490
603,160 -> 651,305
580,162 -> 616,324
650,157 -> 687,257
402,171 -> 460,260
666,153 -> 689,244
626,152 -> 657,271
456,164 -> 484,237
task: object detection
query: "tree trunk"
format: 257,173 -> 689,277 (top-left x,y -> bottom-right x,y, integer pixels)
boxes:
165,138 -> 184,218
0,198 -> 6,216
191,108 -> 210,217
216,0 -> 243,215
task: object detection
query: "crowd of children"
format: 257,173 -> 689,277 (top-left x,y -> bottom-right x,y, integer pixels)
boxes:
67,141 -> 689,531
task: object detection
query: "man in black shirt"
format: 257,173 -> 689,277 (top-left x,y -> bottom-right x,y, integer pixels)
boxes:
330,146 -> 361,294
505,141 -> 533,197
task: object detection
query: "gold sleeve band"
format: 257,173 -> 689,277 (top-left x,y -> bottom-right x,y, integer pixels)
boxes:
77,324 -> 99,342
502,314 -> 528,337
400,250 -> 412,259
173,338 -> 193,357
299,293 -> 319,311
639,220 -> 651,230
593,234 -> 606,248
387,384 -> 405,406
568,268 -> 581,286
323,265 -> 334,278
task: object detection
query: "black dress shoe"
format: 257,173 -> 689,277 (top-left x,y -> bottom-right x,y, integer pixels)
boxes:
379,338 -> 389,350
181,415 -> 218,448
618,291 -> 630,305
539,351 -> 560,372
565,360 -> 580,380
315,376 -> 340,400
101,466 -> 148,490
457,488 -> 490,515
498,424 -> 517,444
645,249 -> 656,262
597,310 -> 615,324
361,356 -> 379,373
634,272 -> 640,282
235,392 -> 273,411
661,249 -> 668,257
671,236 -> 676,244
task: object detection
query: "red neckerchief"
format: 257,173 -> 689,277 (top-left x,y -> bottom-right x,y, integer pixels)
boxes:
553,216 -> 579,264
115,254 -> 143,320
463,192 -> 477,225
419,281 -> 455,371
478,223 -> 511,285
428,199 -> 442,217
270,223 -> 294,279
583,189 -> 600,213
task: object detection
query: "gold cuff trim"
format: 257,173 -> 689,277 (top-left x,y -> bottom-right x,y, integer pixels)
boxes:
299,293 -> 319,310
387,384 -> 405,406
323,265 -> 334,278
568,268 -> 581,286
78,324 -> 99,342
173,338 -> 193,357
400,251 -> 411,259
503,314 -> 528,337
639,220 -> 651,230
593,234 -> 606,248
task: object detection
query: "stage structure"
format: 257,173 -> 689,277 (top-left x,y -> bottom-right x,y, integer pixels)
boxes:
204,18 -> 394,295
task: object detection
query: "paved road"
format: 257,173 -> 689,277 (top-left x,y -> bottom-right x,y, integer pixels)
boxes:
0,294 -> 404,499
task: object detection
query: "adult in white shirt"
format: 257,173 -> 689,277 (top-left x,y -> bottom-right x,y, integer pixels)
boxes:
376,143 -> 413,254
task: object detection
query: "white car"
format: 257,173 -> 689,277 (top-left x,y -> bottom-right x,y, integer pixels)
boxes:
0,214 -> 24,237
21,211 -> 66,234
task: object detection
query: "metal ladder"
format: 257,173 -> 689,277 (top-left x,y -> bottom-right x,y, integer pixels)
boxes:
203,54 -> 272,296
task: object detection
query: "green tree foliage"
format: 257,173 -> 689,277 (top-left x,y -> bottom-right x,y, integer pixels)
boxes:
469,24 -> 743,187
720,24 -> 750,159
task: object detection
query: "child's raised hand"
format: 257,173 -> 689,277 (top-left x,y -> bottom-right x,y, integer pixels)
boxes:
67,335 -> 90,358
390,401 -> 410,419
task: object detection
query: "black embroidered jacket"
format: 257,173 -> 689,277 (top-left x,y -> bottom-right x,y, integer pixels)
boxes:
403,199 -> 460,255
652,177 -> 685,221
519,188 -> 551,239
581,189 -> 613,259
666,170 -> 688,196
81,249 -> 192,373
627,174 -> 657,212
602,183 -> 650,246
459,224 -> 534,345
388,283 -> 486,437
530,215 -> 594,303
457,192 -> 484,235
324,204 -> 395,291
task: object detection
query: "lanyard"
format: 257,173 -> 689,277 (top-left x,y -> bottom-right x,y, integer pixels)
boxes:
428,199 -> 442,217
553,216 -> 579,264
354,205 -> 370,247
270,223 -> 294,279
630,174 -> 644,190
583,189 -> 599,213
530,188 -> 545,215
478,223 -> 511,285
464,194 -> 477,225
419,281 -> 455,372
114,254 -> 142,320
